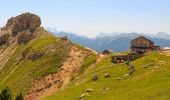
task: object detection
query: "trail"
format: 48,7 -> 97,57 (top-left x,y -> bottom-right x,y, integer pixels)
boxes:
25,45 -> 86,100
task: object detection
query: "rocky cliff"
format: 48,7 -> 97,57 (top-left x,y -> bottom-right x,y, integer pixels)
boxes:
0,13 -> 97,100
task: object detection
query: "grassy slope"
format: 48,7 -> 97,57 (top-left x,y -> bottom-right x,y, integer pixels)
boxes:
41,53 -> 170,100
0,28 -> 70,98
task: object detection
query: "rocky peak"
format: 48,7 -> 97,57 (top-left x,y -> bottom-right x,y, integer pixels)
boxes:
0,13 -> 41,45
4,13 -> 41,36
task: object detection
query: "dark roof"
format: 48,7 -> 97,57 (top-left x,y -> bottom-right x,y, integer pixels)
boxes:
131,36 -> 153,43
103,49 -> 113,53
154,45 -> 160,47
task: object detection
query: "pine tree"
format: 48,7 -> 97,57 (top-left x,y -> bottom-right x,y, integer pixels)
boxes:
0,87 -> 12,100
15,93 -> 23,100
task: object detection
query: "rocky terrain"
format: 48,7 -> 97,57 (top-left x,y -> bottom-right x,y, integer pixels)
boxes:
0,13 -> 41,72
0,13 -> 97,100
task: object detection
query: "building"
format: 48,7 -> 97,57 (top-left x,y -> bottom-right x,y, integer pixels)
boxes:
130,36 -> 160,54
112,53 -> 143,63
112,36 -> 160,63
102,49 -> 113,55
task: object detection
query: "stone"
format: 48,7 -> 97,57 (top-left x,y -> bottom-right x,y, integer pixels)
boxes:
116,77 -> 121,80
104,73 -> 111,78
53,80 -> 60,84
158,61 -> 166,65
92,75 -> 98,81
86,88 -> 94,92
45,83 -> 52,89
79,93 -> 86,99
124,74 -> 129,78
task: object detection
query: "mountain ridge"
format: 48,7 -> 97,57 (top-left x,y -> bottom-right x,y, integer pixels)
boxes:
0,13 -> 97,99
50,30 -> 170,52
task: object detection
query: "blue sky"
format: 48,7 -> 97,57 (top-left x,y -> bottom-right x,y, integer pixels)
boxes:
0,0 -> 170,37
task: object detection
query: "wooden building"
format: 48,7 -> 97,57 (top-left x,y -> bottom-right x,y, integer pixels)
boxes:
130,36 -> 160,54
102,49 -> 113,55
112,53 -> 143,63
112,36 -> 160,63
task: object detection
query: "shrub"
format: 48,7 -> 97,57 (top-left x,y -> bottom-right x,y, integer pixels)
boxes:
15,93 -> 23,100
27,51 -> 45,61
21,48 -> 29,58
0,34 -> 10,45
0,87 -> 12,100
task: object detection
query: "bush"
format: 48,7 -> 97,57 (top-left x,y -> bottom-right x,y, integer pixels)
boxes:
21,48 -> 29,58
15,93 -> 23,100
0,87 -> 12,100
0,34 -> 10,45
27,51 -> 45,61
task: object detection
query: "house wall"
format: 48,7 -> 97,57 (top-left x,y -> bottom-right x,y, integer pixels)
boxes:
131,37 -> 154,48
130,37 -> 154,54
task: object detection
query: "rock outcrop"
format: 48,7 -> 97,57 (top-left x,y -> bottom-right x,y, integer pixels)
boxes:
0,13 -> 41,71
4,13 -> 41,36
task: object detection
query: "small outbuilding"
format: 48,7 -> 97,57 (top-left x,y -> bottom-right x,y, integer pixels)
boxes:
112,53 -> 143,63
102,49 -> 113,55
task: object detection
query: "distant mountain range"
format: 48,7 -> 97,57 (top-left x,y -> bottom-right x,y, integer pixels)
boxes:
47,28 -> 170,52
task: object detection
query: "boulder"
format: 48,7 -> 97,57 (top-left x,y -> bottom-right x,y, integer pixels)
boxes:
45,83 -> 52,89
92,75 -> 98,81
79,93 -> 86,99
124,74 -> 129,78
104,73 -> 111,78
116,77 -> 121,80
86,88 -> 94,92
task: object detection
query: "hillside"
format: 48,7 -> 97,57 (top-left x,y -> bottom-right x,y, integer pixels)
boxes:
1,13 -> 170,100
41,52 -> 170,100
0,13 -> 97,99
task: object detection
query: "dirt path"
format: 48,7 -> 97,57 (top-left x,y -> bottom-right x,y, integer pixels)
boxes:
25,46 -> 86,100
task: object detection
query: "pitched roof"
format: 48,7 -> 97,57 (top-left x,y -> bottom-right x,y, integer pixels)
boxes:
131,36 -> 153,43
103,49 -> 113,53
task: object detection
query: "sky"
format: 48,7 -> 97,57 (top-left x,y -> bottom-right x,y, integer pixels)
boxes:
0,0 -> 170,37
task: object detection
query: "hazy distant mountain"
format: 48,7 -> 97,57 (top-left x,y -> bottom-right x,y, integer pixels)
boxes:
48,29 -> 170,52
